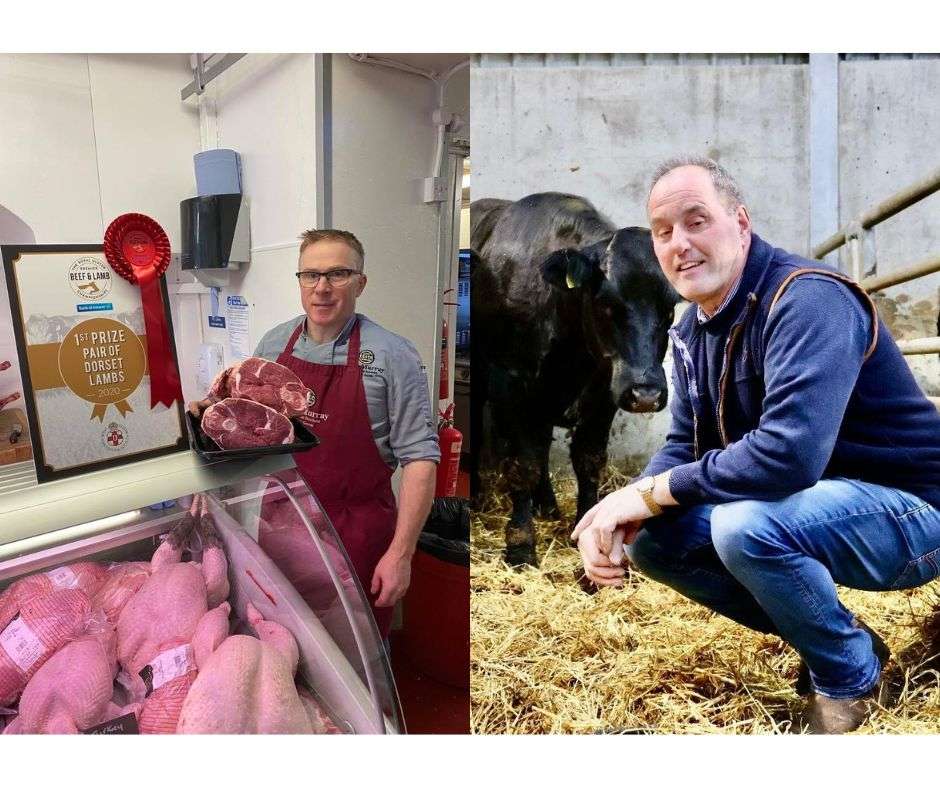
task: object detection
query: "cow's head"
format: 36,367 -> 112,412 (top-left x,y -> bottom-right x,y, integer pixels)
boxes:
541,228 -> 681,413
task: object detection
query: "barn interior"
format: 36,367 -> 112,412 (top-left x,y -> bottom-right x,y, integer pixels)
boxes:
470,52 -> 940,734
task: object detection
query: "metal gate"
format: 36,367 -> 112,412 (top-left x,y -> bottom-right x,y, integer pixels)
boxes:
812,167 -> 940,409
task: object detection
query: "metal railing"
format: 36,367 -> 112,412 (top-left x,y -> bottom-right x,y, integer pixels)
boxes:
812,166 -> 940,260
811,167 -> 940,408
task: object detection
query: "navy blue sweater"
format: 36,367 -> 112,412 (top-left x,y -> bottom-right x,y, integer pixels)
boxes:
643,234 -> 940,510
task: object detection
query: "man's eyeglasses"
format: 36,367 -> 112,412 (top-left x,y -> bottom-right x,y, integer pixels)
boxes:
295,268 -> 362,288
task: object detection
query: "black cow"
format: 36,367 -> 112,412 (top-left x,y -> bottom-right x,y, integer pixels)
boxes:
471,192 -> 680,566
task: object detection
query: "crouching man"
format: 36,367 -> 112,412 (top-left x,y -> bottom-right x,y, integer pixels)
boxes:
573,156 -> 940,733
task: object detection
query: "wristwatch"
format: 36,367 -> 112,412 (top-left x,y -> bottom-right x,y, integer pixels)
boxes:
635,476 -> 663,517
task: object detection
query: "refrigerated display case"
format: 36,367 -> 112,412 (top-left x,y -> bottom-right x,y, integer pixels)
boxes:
0,451 -> 403,734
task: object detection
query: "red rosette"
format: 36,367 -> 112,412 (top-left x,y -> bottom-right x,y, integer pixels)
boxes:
104,214 -> 182,409
104,213 -> 171,281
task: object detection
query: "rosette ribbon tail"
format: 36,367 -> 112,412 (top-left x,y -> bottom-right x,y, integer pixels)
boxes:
137,266 -> 182,409
91,404 -> 108,422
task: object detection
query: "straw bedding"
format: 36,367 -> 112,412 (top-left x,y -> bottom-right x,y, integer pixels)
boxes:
471,469 -> 940,734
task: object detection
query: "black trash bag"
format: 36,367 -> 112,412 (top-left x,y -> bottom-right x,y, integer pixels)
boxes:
424,497 -> 470,541
418,497 -> 470,566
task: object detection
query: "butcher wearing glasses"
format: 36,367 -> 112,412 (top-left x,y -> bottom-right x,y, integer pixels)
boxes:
252,229 -> 439,641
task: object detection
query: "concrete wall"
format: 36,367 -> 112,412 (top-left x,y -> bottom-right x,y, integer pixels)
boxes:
471,58 -> 940,470
472,63 -> 811,250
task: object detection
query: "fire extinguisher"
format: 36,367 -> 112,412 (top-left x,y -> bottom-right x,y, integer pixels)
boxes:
440,317 -> 449,401
436,403 -> 463,497
440,290 -> 458,401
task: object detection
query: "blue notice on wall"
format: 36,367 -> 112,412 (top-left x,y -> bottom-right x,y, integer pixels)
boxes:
208,315 -> 226,328
225,295 -> 250,361
77,303 -> 113,312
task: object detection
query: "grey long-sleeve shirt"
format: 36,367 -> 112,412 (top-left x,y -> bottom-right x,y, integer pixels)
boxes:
254,313 -> 440,469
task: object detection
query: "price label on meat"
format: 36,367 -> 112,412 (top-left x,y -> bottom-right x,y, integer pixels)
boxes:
0,616 -> 45,673
45,566 -> 79,589
0,244 -> 186,482
58,318 -> 146,420
144,643 -> 196,694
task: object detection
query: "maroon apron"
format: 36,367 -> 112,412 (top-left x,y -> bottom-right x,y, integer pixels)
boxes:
261,318 -> 397,638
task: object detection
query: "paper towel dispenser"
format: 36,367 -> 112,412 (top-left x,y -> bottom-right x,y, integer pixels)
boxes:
180,194 -> 250,288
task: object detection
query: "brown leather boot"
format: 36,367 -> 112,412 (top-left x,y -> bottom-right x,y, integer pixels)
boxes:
805,692 -> 877,734
801,619 -> 890,734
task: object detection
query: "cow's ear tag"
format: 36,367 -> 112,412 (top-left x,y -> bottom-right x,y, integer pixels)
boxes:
565,272 -> 577,289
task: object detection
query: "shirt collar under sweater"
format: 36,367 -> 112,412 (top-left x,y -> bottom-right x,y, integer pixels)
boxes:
697,274 -> 743,324
694,234 -> 774,334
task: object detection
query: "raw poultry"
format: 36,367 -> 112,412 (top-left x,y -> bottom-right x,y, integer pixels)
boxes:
115,501 -> 231,734
92,562 -> 151,625
177,602 -> 316,734
4,617 -> 123,734
0,562 -> 107,630
1,494 -> 344,734
0,588 -> 92,706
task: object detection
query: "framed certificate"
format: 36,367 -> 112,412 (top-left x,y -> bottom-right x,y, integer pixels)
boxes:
1,244 -> 186,483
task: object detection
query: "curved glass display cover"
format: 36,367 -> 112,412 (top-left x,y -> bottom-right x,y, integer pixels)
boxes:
0,468 -> 403,734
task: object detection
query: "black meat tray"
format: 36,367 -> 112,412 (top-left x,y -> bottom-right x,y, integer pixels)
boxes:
186,410 -> 319,460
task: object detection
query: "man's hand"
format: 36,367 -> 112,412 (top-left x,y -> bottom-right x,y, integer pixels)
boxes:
571,484 -> 655,555
373,459 -> 434,607
577,522 -> 635,587
371,548 -> 412,608
187,398 -> 213,418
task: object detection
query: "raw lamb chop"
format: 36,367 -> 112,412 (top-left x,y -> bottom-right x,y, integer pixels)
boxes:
176,603 -> 313,734
209,357 -> 310,417
116,505 -> 231,734
91,562 -> 151,625
201,398 -> 294,450
4,616 -> 120,734
0,562 -> 107,630
0,589 -> 91,706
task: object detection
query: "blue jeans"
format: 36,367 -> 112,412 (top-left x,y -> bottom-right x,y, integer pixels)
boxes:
625,478 -> 940,699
